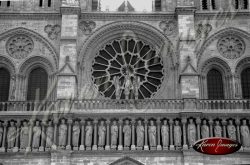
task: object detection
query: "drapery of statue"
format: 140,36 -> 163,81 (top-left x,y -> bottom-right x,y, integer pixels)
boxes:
32,121 -> 41,149
98,121 -> 106,147
241,120 -> 250,147
136,120 -> 144,147
72,121 -> 80,147
161,120 -> 169,147
85,121 -> 93,147
227,120 -> 237,140
201,120 -> 209,138
20,121 -> 29,149
46,121 -> 54,148
123,120 -> 131,147
187,119 -> 196,146
111,121 -> 118,147
148,120 -> 157,147
174,120 -> 182,147
214,121 -> 222,137
7,121 -> 16,149
58,119 -> 67,148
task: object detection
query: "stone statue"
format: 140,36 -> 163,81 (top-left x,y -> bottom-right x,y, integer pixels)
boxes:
161,120 -> 169,147
7,121 -> 16,149
124,74 -> 132,99
85,121 -> 93,147
201,120 -> 209,138
187,119 -> 196,146
214,121 -> 222,137
136,120 -> 144,147
46,121 -> 54,148
32,121 -> 41,149
111,121 -> 118,147
123,120 -> 131,147
134,76 -> 140,99
72,121 -> 80,147
174,120 -> 182,147
241,120 -> 250,147
0,123 -> 3,147
20,121 -> 29,149
148,120 -> 156,147
227,120 -> 236,140
98,121 -> 106,147
10,76 -> 16,100
114,76 -> 121,99
58,119 -> 67,147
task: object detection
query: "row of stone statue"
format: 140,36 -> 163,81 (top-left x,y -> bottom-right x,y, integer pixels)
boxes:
0,118 -> 250,152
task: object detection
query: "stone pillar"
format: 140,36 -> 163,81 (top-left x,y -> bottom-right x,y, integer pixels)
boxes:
105,120 -> 111,150
182,118 -> 188,150
92,119 -> 98,150
13,120 -> 21,152
0,121 -> 7,152
52,118 -> 59,150
209,119 -> 214,137
236,119 -> 241,144
156,119 -> 162,150
79,119 -> 85,151
118,119 -> 123,150
66,119 -> 73,150
144,120 -> 149,150
169,119 -> 175,150
196,118 -> 201,140
39,120 -> 46,152
222,120 -> 227,138
131,119 -> 136,150
27,120 -> 34,152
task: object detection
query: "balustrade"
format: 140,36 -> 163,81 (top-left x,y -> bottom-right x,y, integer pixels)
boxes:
0,115 -> 248,152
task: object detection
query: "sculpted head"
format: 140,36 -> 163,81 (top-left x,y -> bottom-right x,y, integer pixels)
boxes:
203,120 -> 207,125
23,121 -> 27,126
125,120 -> 129,125
229,120 -> 233,125
243,120 -> 247,125
138,120 -> 142,125
87,121 -> 91,125
150,120 -> 154,126
163,120 -> 167,125
48,121 -> 52,126
61,119 -> 65,124
175,120 -> 179,125
215,121 -> 220,125
10,121 -> 15,126
100,121 -> 104,125
75,121 -> 79,125
36,121 -> 40,126
113,120 -> 117,125
189,119 -> 194,124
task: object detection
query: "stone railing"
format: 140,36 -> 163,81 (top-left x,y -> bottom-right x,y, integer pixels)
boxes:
0,115 -> 249,152
0,99 -> 250,111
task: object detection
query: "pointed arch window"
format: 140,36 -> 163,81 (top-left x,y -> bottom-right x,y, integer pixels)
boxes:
27,68 -> 48,101
241,68 -> 250,99
207,69 -> 224,99
0,68 -> 10,102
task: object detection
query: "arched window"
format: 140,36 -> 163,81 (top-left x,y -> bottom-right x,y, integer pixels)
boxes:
202,0 -> 209,10
235,0 -> 248,9
241,68 -> 250,99
27,68 -> 48,101
0,68 -> 10,102
155,0 -> 161,11
207,69 -> 224,99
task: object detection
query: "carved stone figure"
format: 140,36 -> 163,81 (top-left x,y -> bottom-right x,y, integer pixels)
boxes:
44,24 -> 61,40
124,74 -> 132,99
46,121 -> 54,148
10,76 -> 16,100
187,119 -> 196,146
20,121 -> 29,149
114,76 -> 121,99
201,120 -> 209,138
58,119 -> 67,147
161,120 -> 169,147
123,120 -> 131,147
98,121 -> 106,147
134,76 -> 140,99
7,121 -> 16,149
148,120 -> 156,147
0,123 -> 3,146
227,120 -> 236,140
174,120 -> 182,147
241,120 -> 250,147
136,120 -> 144,147
72,121 -> 80,147
85,121 -> 93,147
214,121 -> 222,137
111,121 -> 118,147
32,121 -> 41,149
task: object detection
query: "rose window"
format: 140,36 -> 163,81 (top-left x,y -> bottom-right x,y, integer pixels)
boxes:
6,35 -> 34,59
91,38 -> 164,99
217,35 -> 245,59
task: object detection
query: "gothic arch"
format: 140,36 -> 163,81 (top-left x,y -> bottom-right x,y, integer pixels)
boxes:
0,27 -> 59,69
197,27 -> 250,64
0,56 -> 16,76
110,157 -> 144,165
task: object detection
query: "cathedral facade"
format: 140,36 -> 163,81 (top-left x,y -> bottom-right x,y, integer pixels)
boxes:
0,0 -> 250,164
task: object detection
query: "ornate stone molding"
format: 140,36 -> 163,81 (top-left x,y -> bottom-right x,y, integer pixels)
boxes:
44,25 -> 61,40
235,57 -> 250,75
196,23 -> 212,39
79,20 -> 96,35
159,20 -> 177,36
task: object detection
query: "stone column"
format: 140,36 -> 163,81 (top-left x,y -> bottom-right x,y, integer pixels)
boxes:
0,121 -> 7,152
79,119 -> 85,151
156,119 -> 162,150
209,119 -> 213,137
236,119 -> 241,144
144,120 -> 149,150
105,120 -> 111,150
131,119 -> 136,150
182,118 -> 188,150
52,118 -> 59,150
196,118 -> 201,140
92,119 -> 98,150
169,119 -> 175,150
27,120 -> 34,152
222,119 -> 227,138
66,119 -> 73,150
13,120 -> 21,152
118,119 -> 123,150
39,120 -> 46,152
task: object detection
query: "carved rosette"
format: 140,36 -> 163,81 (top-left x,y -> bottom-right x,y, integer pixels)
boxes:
6,35 -> 34,59
79,20 -> 96,35
159,20 -> 176,36
44,24 -> 61,40
217,35 -> 245,59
